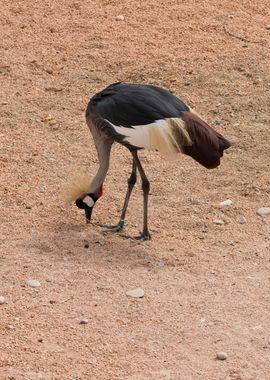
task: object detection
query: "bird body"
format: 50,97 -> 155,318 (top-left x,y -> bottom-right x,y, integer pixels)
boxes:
73,82 -> 230,240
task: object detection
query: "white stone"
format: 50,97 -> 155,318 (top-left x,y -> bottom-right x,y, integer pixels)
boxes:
0,296 -> 6,304
26,279 -> 41,287
115,15 -> 125,21
257,207 -> 270,216
213,219 -> 224,225
79,318 -> 89,325
126,288 -> 144,298
219,199 -> 233,207
216,351 -> 228,360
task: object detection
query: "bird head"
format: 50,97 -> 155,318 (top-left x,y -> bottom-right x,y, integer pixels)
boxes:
75,185 -> 103,223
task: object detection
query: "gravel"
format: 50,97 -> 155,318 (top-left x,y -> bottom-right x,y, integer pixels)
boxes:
0,296 -> 6,304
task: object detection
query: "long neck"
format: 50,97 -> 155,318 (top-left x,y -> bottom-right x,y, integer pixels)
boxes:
90,139 -> 112,194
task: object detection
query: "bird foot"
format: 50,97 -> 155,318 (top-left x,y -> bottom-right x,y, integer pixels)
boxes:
133,230 -> 151,242
127,231 -> 151,247
96,221 -> 127,233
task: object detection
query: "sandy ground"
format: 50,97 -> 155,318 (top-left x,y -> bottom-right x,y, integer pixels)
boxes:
1,1 -> 270,379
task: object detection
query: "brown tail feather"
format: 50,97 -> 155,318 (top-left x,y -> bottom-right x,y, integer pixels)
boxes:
181,111 -> 230,169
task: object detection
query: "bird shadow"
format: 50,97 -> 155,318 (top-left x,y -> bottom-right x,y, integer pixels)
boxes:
25,219 -> 168,272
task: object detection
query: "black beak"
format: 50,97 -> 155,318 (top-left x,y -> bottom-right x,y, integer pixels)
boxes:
84,206 -> 93,223
75,198 -> 93,223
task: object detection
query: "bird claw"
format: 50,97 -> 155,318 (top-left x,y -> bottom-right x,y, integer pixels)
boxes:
133,231 -> 151,242
128,232 -> 151,247
96,222 -> 151,245
96,221 -> 127,233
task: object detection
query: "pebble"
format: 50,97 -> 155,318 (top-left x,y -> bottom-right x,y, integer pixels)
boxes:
0,296 -> 6,304
7,325 -> 15,330
115,15 -> 125,21
219,199 -> 233,207
265,24 -> 270,30
45,86 -> 63,92
213,219 -> 224,225
45,68 -> 53,74
26,279 -> 41,287
216,351 -> 228,360
126,288 -> 144,298
239,216 -> 247,224
79,318 -> 89,325
257,207 -> 270,216
41,114 -> 53,123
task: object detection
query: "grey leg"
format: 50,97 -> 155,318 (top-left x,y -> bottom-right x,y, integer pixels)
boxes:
98,158 -> 137,232
131,151 -> 151,241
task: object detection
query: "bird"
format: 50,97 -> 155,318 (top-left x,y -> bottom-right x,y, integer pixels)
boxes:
71,82 -> 231,241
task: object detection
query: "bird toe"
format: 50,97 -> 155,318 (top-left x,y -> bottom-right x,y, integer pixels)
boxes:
96,221 -> 127,233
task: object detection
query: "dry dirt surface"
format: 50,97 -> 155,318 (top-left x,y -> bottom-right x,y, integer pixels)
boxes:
1,1 -> 270,379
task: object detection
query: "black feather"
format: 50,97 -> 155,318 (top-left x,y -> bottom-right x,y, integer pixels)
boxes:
86,82 -> 190,128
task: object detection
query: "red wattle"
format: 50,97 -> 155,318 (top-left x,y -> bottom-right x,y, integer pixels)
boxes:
97,184 -> 103,198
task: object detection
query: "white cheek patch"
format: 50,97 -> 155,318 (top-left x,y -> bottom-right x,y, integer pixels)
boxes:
83,195 -> 95,208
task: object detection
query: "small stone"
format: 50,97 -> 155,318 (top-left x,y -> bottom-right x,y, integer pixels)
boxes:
115,15 -> 125,21
213,219 -> 224,225
239,216 -> 247,224
216,351 -> 228,360
265,24 -> 270,30
45,68 -> 53,74
26,279 -> 41,287
38,338 -> 43,343
84,242 -> 89,249
41,114 -> 53,123
45,86 -> 63,92
39,186 -> 46,193
0,296 -> 6,304
219,199 -> 233,207
253,78 -> 262,85
80,318 -> 89,325
6,325 -> 15,330
126,288 -> 144,298
257,207 -> 270,216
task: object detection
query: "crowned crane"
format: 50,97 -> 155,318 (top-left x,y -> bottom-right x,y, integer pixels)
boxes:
73,82 -> 230,241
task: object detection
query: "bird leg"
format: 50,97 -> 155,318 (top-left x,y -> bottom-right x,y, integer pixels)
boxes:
97,158 -> 137,232
131,151 -> 151,241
